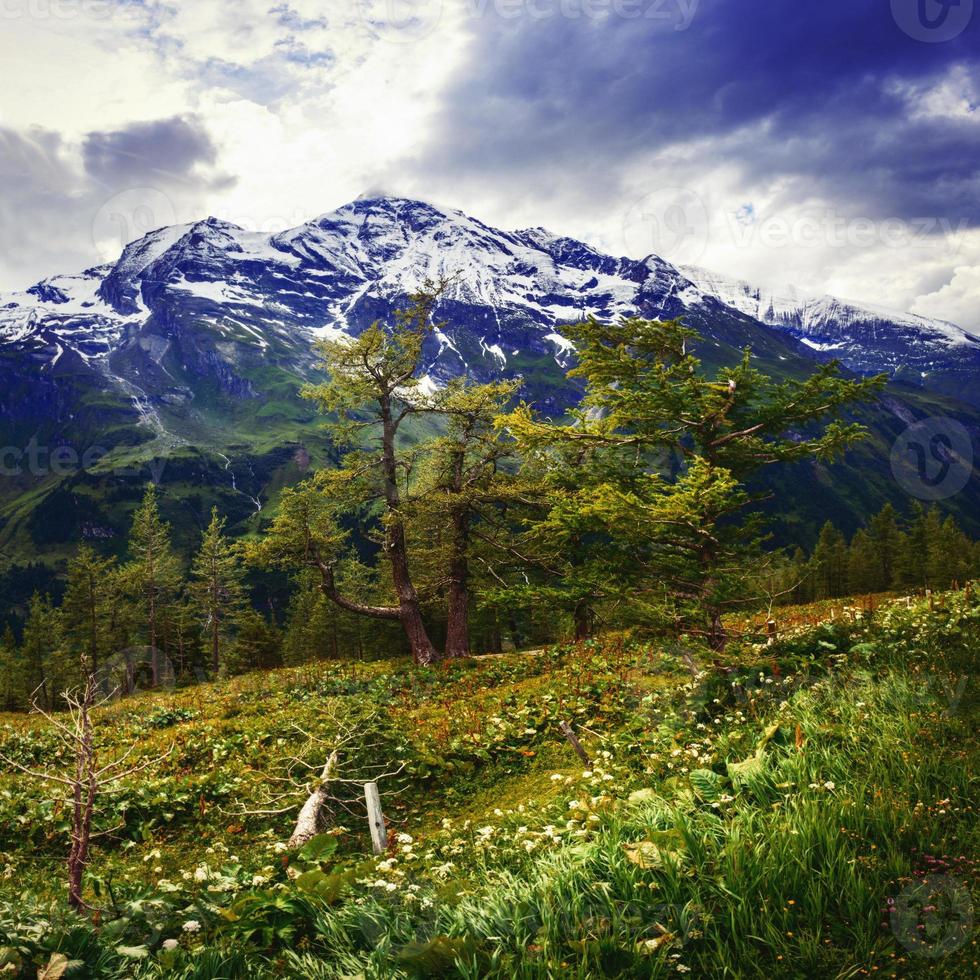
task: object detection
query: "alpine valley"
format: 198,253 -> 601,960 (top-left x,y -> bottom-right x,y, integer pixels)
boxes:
1,195 -> 978,594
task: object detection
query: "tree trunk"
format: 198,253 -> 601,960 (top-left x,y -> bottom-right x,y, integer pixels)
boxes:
707,610 -> 727,651
68,683 -> 96,911
149,583 -> 159,687
380,406 -> 439,665
573,601 -> 592,641
445,509 -> 471,658
288,752 -> 338,849
211,617 -> 220,677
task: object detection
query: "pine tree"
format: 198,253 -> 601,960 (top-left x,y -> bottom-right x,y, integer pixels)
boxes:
0,625 -> 22,711
293,288 -> 445,664
867,504 -> 904,592
847,529 -> 878,595
411,378 -> 522,657
929,514 -> 972,590
20,594 -> 62,708
505,317 -> 884,648
123,485 -> 182,686
61,545 -> 117,677
224,609 -> 280,676
812,522 -> 849,598
190,508 -> 245,676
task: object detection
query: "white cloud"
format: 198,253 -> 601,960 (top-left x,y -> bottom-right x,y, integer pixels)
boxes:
0,0 -> 975,339
910,254 -> 980,334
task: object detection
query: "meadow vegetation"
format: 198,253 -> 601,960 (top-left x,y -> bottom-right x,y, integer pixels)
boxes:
0,588 -> 975,977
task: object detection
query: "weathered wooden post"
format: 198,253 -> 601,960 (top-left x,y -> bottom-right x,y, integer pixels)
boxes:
364,782 -> 387,855
558,720 -> 591,766
766,619 -> 777,645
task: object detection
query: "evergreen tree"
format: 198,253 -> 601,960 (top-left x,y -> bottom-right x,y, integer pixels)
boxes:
867,504 -> 904,592
410,378 -> 522,657
929,514 -> 973,590
812,522 -> 849,598
847,529 -> 878,595
190,508 -> 246,675
20,593 -> 62,708
281,571 -> 340,665
122,485 -> 182,686
224,609 -> 280,677
0,625 -> 22,711
295,288 -> 445,664
61,545 -> 117,677
505,317 -> 883,648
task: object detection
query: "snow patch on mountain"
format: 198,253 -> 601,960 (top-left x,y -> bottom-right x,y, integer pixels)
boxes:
2,195 -> 978,418
680,265 -> 980,349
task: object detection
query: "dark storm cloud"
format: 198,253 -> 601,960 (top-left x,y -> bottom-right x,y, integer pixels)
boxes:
0,117 -> 230,290
82,115 -> 223,186
409,0 -> 980,225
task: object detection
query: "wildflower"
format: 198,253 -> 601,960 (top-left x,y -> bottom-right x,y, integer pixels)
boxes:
162,939 -> 179,952
182,920 -> 201,933
824,781 -> 836,791
193,866 -> 209,882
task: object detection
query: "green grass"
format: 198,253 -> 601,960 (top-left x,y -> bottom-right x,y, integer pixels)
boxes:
0,591 -> 976,977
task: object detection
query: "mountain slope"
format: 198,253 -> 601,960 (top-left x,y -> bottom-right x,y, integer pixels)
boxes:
0,195 -> 977,568
681,264 -> 980,405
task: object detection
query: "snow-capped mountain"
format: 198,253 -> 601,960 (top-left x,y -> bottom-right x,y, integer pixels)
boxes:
0,195 -> 978,559
680,265 -> 980,398
4,195 -> 977,433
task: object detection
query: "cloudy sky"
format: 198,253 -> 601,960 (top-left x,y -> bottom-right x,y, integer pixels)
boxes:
1,0 -> 978,327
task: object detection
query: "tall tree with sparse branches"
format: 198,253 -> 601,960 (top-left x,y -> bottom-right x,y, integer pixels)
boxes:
190,507 -> 246,675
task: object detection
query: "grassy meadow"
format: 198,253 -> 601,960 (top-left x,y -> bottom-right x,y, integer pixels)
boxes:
0,589 -> 976,978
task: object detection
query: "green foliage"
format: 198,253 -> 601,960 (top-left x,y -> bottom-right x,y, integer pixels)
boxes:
190,509 -> 246,675
0,588 -> 974,976
504,316 -> 884,647
775,503 -> 980,604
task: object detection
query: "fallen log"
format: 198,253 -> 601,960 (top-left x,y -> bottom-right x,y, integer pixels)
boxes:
288,751 -> 339,849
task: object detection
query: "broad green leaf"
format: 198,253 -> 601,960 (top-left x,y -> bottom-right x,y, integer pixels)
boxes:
115,946 -> 150,959
627,788 -> 658,804
727,754 -> 765,787
298,833 -> 339,864
37,954 -> 69,980
689,768 -> 725,802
